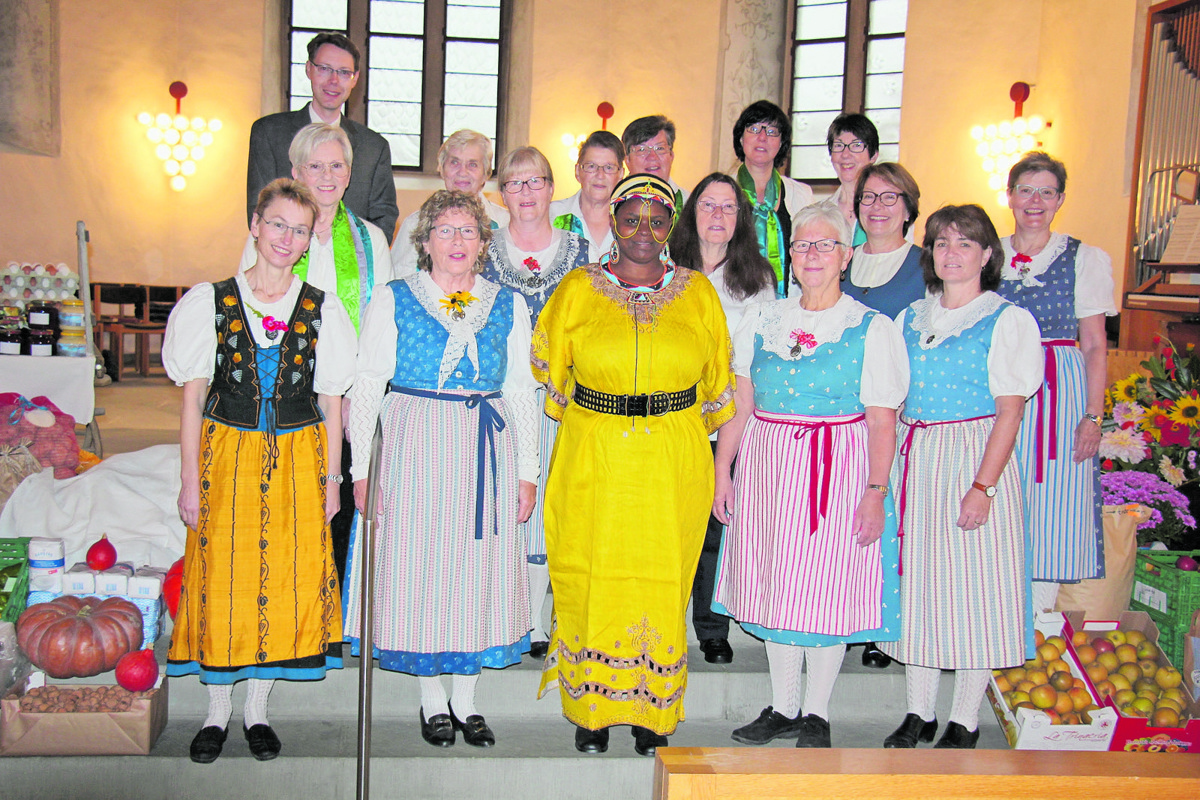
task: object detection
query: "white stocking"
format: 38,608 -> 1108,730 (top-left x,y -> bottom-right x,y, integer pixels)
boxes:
527,562 -> 551,642
203,683 -> 233,730
765,640 -> 804,719
948,669 -> 990,731
450,673 -> 480,718
243,678 -> 274,728
419,676 -> 449,718
905,664 -> 940,722
1031,581 -> 1060,614
801,645 -> 846,721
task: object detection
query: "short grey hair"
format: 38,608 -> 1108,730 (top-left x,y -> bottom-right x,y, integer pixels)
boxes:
792,202 -> 852,247
438,130 -> 494,175
289,123 -> 354,170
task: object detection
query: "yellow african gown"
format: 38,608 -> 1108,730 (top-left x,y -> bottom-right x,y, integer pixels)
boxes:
532,263 -> 735,734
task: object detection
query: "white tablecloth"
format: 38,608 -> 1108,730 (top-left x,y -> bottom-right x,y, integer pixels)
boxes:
0,354 -> 95,423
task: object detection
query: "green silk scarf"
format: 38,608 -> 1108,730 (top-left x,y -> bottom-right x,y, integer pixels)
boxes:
292,202 -> 374,335
737,164 -> 786,297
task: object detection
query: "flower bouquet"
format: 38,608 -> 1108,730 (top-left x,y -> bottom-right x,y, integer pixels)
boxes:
1100,470 -> 1195,549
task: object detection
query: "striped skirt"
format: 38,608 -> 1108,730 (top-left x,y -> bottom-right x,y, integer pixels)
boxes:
168,421 -> 342,683
341,390 -> 531,672
712,411 -> 900,642
1019,343 -> 1104,582
879,416 -> 1030,670
520,387 -> 559,562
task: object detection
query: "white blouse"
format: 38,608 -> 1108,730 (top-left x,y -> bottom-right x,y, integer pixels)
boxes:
549,191 -> 612,258
390,195 -> 510,280
237,218 -> 395,300
708,265 -> 775,339
896,292 -> 1044,399
849,241 -> 916,289
346,272 -> 539,483
1000,232 -> 1117,319
163,273 -> 357,397
732,293 -> 910,409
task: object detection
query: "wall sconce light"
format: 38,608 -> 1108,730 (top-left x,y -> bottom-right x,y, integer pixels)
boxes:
137,82 -> 221,192
561,102 -> 616,162
970,82 -> 1050,207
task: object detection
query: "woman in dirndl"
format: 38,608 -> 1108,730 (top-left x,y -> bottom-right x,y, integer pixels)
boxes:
996,151 -> 1115,613
712,203 -> 908,747
343,190 -> 539,749
533,174 -> 736,757
166,178 -> 355,764
482,145 -> 590,659
880,204 -> 1043,749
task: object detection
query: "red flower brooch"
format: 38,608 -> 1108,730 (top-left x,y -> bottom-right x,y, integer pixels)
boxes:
789,329 -> 817,357
524,256 -> 541,274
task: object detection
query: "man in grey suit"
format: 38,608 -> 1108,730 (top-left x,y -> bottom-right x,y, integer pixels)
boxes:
247,32 -> 399,242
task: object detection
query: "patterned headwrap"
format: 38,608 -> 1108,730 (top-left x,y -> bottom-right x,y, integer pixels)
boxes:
609,173 -> 677,244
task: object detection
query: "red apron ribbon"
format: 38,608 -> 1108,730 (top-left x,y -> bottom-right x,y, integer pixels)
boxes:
1034,339 -> 1077,484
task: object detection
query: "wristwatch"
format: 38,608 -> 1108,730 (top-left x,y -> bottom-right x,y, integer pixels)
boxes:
326,473 -> 344,485
971,481 -> 996,498
867,484 -> 889,497
1083,413 -> 1102,427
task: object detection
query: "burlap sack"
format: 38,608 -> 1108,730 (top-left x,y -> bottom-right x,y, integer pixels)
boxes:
1056,504 -> 1149,620
0,441 -> 42,516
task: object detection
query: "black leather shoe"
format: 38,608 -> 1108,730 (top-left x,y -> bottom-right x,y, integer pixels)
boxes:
861,642 -> 892,669
420,709 -> 455,748
528,640 -> 550,660
883,713 -> 938,748
794,714 -> 832,748
632,726 -> 668,757
574,725 -> 609,754
933,721 -> 979,749
243,723 -> 281,761
731,706 -> 805,745
699,638 -> 734,664
449,704 -> 495,748
189,725 -> 227,764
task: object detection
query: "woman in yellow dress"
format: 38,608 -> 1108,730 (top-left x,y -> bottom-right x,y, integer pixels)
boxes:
533,174 -> 736,756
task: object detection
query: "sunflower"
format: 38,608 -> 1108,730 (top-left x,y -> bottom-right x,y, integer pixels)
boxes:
1111,376 -> 1140,404
1168,395 -> 1200,428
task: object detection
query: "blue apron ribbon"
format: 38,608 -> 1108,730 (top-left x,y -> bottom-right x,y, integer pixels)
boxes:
393,387 -> 505,540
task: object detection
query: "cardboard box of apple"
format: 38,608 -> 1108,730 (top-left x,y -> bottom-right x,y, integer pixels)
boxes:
1063,611 -> 1200,752
985,613 -> 1118,750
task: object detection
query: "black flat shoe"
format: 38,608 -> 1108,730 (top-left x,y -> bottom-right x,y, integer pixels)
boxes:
528,639 -> 550,660
189,725 -> 227,764
449,704 -> 495,748
861,642 -> 892,669
699,638 -> 734,664
632,725 -> 668,757
420,709 -> 455,748
933,721 -> 979,749
731,706 -> 805,745
883,713 -> 938,748
794,714 -> 832,748
243,723 -> 281,761
574,725 -> 609,754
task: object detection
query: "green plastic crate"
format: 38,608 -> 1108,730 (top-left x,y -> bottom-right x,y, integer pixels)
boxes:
1129,549 -> 1200,665
0,537 -> 30,624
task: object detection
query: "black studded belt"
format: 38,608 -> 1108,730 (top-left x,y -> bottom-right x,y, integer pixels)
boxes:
572,382 -> 697,417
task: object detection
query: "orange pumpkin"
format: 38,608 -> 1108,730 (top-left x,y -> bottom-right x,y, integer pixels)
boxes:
17,596 -> 144,678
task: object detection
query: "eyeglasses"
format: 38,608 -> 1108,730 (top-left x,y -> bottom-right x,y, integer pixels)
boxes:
746,124 -> 781,138
432,224 -> 481,240
697,200 -> 738,216
830,140 -> 868,153
628,144 -> 672,157
302,161 -> 349,178
262,219 -> 312,240
789,239 -> 844,254
1012,184 -> 1061,200
501,176 -> 548,193
580,162 -> 620,175
860,191 -> 905,207
310,62 -> 356,81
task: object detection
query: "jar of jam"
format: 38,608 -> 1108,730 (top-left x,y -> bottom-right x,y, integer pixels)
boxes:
26,301 -> 56,330
0,328 -> 20,355
28,328 -> 55,356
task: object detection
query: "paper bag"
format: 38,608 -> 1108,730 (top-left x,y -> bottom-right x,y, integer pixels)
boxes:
1057,504 -> 1148,620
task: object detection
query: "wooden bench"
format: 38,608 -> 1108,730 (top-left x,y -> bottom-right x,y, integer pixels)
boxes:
654,747 -> 1200,799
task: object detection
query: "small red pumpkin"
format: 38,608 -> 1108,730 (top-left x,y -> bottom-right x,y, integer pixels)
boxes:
115,648 -> 159,692
17,595 -> 144,678
86,534 -> 117,570
163,557 -> 184,620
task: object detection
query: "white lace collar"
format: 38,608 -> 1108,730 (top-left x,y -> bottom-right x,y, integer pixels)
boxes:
407,271 -> 501,389
1000,232 -> 1068,287
907,292 -> 1006,350
756,293 -> 871,360
487,228 -> 581,299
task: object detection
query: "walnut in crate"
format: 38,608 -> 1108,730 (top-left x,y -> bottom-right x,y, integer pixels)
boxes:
14,684 -> 154,713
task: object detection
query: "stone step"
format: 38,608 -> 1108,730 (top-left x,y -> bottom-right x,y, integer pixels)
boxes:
1,717 -> 1011,800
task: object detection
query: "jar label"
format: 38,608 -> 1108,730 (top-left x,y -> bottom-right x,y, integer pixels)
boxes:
0,342 -> 19,355
29,311 -> 50,326
30,343 -> 53,356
